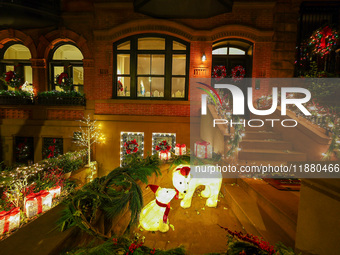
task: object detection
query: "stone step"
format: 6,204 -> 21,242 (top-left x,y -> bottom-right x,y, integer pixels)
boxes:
237,178 -> 299,248
240,139 -> 293,151
238,149 -> 307,162
222,182 -> 296,248
243,131 -> 282,140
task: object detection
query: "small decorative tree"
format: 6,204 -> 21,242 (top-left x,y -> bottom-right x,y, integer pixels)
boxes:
73,115 -> 105,166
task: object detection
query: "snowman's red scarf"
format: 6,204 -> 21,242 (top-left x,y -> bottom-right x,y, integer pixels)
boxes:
155,200 -> 171,223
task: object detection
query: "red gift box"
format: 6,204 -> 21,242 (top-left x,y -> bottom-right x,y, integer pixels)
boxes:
0,207 -> 20,235
175,144 -> 186,156
25,190 -> 52,218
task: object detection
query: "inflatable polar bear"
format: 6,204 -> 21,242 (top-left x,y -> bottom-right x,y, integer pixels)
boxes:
172,165 -> 222,208
139,185 -> 176,232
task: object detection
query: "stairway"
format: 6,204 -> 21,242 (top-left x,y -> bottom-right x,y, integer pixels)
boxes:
238,125 -> 307,162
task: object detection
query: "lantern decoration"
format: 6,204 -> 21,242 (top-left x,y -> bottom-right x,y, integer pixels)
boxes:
0,207 -> 21,235
24,190 -> 53,218
172,165 -> 223,209
139,185 -> 176,232
124,139 -> 139,154
212,65 -> 227,80
155,140 -> 172,160
194,141 -> 212,159
308,26 -> 339,56
175,144 -> 186,155
49,186 -> 61,199
231,65 -> 245,82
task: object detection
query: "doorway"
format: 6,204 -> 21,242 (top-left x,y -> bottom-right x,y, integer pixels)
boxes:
212,39 -> 253,119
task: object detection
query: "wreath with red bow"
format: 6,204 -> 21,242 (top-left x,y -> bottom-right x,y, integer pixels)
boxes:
309,26 -> 339,56
124,139 -> 139,154
43,138 -> 62,159
231,65 -> 245,81
56,72 -> 73,91
155,140 -> 171,153
212,65 -> 227,79
1,70 -> 23,89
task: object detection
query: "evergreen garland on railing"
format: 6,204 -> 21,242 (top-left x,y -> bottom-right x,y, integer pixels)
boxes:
58,153 -> 162,240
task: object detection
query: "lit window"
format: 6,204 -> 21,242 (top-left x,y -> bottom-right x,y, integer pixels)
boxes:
49,44 -> 84,93
114,35 -> 189,100
0,44 -> 32,91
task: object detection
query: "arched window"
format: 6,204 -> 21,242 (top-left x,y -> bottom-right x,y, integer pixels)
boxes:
113,34 -> 189,100
49,44 -> 84,93
0,43 -> 32,91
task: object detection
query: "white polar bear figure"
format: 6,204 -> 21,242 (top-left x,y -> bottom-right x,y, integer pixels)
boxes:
139,184 -> 176,232
172,164 -> 222,208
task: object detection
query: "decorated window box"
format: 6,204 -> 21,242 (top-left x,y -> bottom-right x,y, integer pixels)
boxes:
0,207 -> 21,235
24,190 -> 53,218
175,144 -> 186,156
36,91 -> 86,106
49,186 -> 61,199
159,151 -> 171,161
0,92 -> 34,105
194,141 -> 212,159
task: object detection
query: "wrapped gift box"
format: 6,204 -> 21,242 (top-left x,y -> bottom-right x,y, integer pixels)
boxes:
175,144 -> 186,156
25,190 -> 53,218
194,141 -> 212,159
159,151 -> 171,160
0,207 -> 20,235
49,186 -> 61,199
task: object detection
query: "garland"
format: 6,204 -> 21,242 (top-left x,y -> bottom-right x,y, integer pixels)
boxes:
155,140 -> 171,153
124,139 -> 139,154
308,26 -> 339,56
56,72 -> 73,92
212,65 -> 227,79
231,65 -> 245,81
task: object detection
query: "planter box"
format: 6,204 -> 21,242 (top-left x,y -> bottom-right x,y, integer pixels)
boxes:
36,96 -> 86,106
0,95 -> 34,105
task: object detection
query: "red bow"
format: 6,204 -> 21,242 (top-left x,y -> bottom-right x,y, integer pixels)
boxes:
155,200 -> 171,223
58,73 -> 68,85
320,26 -> 333,49
48,145 -> 55,158
25,190 -> 50,214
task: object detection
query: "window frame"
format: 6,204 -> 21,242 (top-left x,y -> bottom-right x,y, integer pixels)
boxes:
0,42 -> 32,90
113,34 -> 190,100
48,43 -> 84,92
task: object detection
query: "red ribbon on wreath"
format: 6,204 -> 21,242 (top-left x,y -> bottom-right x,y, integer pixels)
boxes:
212,65 -> 227,80
320,26 -> 333,49
57,73 -> 68,85
231,65 -> 245,82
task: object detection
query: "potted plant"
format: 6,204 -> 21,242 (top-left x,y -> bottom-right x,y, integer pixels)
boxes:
36,90 -> 86,106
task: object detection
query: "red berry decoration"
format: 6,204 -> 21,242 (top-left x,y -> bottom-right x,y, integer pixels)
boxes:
231,65 -> 245,82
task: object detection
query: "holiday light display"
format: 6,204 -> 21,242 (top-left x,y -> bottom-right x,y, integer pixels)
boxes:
308,26 -> 339,56
175,144 -> 186,156
25,190 -> 53,218
172,165 -> 222,208
212,65 -> 227,80
152,133 -> 176,155
73,115 -> 106,166
194,141 -> 212,158
139,185 -> 176,232
0,207 -> 20,235
120,132 -> 144,165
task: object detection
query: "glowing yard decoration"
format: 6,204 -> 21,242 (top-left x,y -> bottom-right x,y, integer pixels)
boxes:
74,115 -> 106,166
0,207 -> 20,235
24,190 -> 52,218
194,141 -> 212,158
139,185 -> 176,233
175,144 -> 186,156
159,151 -> 171,160
172,165 -> 222,208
